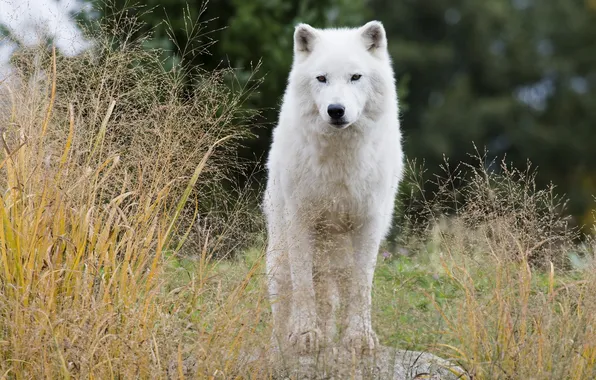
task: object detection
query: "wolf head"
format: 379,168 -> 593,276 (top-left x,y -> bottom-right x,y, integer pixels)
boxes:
288,21 -> 395,130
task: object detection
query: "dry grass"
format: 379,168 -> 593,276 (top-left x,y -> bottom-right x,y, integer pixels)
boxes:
385,156 -> 596,379
0,10 -> 269,379
432,239 -> 596,379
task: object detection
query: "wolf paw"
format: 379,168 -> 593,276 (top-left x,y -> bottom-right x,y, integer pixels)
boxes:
288,315 -> 321,354
342,323 -> 378,355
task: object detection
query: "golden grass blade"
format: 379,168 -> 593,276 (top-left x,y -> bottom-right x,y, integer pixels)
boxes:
164,134 -> 236,246
87,100 -> 116,165
0,141 -> 25,171
59,103 -> 76,167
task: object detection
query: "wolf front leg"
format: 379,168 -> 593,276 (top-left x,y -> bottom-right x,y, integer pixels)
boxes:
343,217 -> 383,355
285,208 -> 321,354
314,232 -> 351,347
265,212 -> 291,353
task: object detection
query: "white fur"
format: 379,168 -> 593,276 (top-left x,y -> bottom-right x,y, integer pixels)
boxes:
263,21 -> 403,355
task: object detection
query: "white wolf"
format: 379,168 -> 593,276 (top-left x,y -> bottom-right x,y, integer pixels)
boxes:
263,21 -> 403,355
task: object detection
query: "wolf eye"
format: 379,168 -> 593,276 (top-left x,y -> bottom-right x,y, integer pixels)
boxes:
351,74 -> 362,81
316,75 -> 327,83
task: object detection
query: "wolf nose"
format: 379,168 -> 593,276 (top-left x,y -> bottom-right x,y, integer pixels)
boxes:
327,104 -> 345,120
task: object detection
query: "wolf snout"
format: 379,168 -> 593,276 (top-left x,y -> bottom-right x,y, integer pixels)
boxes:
327,104 -> 345,120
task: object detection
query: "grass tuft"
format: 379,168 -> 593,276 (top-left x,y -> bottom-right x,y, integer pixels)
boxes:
376,154 -> 596,379
0,9 -> 268,378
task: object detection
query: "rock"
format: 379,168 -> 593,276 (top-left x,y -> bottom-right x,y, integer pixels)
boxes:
268,345 -> 466,380
168,345 -> 468,379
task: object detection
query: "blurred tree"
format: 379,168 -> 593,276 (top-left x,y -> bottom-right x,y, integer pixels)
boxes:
371,0 -> 596,233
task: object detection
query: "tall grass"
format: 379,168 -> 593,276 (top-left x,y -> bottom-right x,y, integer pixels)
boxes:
0,10 -> 269,378
393,156 -> 596,379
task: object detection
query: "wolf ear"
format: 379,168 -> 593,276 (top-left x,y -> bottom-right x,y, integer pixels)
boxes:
360,21 -> 387,52
294,23 -> 318,56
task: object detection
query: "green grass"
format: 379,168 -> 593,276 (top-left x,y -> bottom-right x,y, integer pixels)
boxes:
373,251 -> 464,350
372,246 -> 586,355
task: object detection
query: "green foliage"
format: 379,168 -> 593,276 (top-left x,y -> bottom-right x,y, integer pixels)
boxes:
372,0 -> 596,230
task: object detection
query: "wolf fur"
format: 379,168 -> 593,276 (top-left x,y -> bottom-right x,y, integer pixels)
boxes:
263,20 -> 404,355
